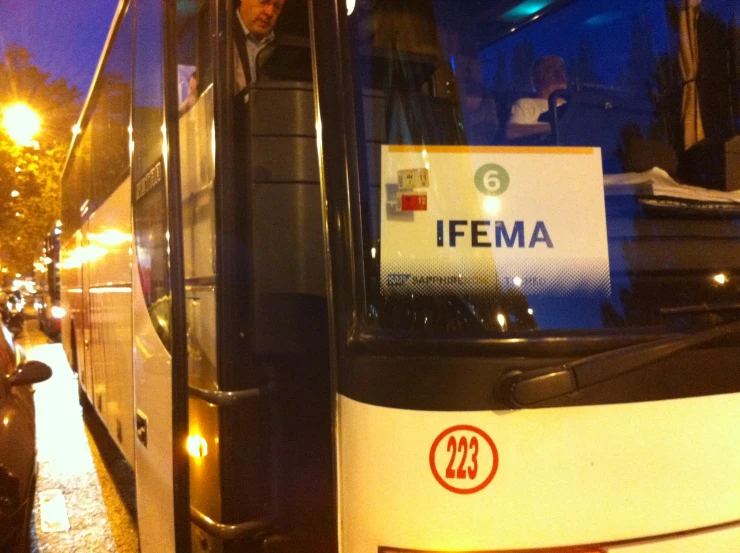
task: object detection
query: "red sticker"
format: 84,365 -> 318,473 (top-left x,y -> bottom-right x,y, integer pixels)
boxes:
400,194 -> 428,211
429,425 -> 498,495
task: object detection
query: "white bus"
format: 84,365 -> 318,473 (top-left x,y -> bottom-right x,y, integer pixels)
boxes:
60,0 -> 740,552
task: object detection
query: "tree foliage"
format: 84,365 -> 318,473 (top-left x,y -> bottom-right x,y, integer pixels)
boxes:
0,45 -> 81,277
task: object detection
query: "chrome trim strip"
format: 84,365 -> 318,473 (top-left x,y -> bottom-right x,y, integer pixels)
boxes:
89,286 -> 133,294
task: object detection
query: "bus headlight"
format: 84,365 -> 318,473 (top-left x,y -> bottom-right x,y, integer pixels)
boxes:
51,306 -> 67,319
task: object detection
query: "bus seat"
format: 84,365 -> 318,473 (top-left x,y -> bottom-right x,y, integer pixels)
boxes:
258,36 -> 313,83
244,82 -> 325,354
492,90 -> 517,145
272,0 -> 309,39
551,89 -> 655,173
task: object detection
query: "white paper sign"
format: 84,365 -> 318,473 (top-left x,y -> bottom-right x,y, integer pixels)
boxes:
380,145 -> 610,297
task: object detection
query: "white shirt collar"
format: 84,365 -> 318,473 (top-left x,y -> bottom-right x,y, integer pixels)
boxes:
236,10 -> 275,45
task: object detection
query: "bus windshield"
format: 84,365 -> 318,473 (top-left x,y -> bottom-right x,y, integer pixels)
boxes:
347,0 -> 740,337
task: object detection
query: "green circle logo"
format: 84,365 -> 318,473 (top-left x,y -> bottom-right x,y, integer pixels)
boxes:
474,164 -> 510,196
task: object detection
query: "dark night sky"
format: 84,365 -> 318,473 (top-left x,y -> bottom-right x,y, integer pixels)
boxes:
0,0 -> 119,97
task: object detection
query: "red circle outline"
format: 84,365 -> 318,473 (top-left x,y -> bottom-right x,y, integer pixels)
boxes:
429,425 -> 499,495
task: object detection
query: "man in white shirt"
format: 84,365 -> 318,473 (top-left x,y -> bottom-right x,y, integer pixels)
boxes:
234,0 -> 286,97
506,56 -> 568,141
179,72 -> 198,116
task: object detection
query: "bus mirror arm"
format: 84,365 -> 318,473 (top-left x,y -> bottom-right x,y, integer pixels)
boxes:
497,318 -> 740,408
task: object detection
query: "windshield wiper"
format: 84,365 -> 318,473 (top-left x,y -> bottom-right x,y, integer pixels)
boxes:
496,319 -> 740,408
659,302 -> 740,316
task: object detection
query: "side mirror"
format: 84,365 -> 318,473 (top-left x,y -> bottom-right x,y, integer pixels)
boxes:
7,360 -> 53,388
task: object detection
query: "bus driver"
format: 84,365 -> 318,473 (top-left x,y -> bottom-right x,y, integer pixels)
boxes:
506,55 -> 568,141
234,0 -> 286,97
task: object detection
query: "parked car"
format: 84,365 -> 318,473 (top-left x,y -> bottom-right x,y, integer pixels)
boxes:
0,293 -> 24,339
0,322 -> 52,552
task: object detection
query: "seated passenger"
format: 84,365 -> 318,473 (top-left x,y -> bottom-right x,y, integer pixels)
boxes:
178,72 -> 198,116
506,56 -> 568,141
233,0 -> 286,98
462,82 -> 499,145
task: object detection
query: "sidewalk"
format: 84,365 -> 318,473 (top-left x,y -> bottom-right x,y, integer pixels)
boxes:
22,320 -> 138,553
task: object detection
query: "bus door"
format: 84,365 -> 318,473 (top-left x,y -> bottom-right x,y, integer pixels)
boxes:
310,0 -> 740,552
169,0 -> 336,551
130,0 -> 190,551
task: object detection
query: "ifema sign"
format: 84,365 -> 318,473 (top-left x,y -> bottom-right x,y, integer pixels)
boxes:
379,145 -> 610,297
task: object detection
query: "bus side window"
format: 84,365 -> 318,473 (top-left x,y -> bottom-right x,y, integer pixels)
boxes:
176,0 -> 218,388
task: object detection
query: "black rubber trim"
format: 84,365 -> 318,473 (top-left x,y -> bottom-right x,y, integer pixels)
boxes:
340,345 -> 740,411
340,355 -> 521,411
162,0 -> 191,549
307,2 -> 348,552
348,329 -> 678,358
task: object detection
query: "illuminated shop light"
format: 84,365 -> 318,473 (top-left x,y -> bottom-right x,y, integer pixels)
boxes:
496,313 -> 507,329
51,306 -> 67,319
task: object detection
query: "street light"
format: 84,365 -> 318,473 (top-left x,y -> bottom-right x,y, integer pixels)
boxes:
2,103 -> 41,147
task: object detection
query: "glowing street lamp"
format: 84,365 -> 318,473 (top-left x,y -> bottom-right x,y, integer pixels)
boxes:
2,103 -> 41,147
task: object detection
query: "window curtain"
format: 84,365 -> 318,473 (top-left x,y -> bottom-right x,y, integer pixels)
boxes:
679,0 -> 705,149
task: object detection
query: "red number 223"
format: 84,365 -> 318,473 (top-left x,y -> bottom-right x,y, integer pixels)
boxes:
445,436 -> 479,480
